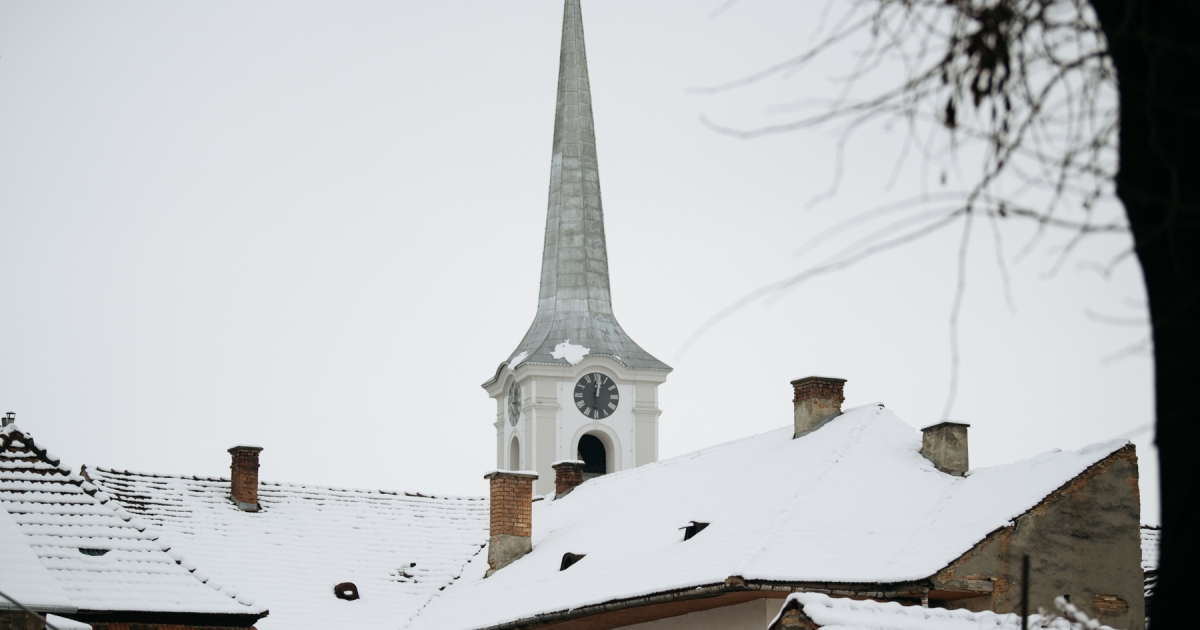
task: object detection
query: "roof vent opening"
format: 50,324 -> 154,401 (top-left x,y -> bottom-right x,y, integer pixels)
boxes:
334,582 -> 360,601
681,521 -> 710,541
79,548 -> 109,556
559,552 -> 586,571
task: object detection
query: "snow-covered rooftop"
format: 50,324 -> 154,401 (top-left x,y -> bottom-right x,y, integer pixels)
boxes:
410,404 -> 1127,630
1139,526 -> 1159,573
0,502 -> 74,613
87,465 -> 489,630
773,593 -> 1117,630
0,425 -> 263,619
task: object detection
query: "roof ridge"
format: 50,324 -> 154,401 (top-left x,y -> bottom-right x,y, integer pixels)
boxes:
90,465 -> 485,501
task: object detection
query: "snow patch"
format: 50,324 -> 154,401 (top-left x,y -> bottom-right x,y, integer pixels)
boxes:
508,352 -> 529,370
775,592 -> 1119,630
550,340 -> 589,365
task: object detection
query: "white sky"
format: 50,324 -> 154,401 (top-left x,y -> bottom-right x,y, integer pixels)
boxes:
0,0 -> 1157,523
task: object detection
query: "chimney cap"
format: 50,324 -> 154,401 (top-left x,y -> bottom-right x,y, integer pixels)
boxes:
228,445 -> 264,454
551,460 -> 585,469
790,376 -> 847,386
483,470 -> 539,480
921,421 -> 971,431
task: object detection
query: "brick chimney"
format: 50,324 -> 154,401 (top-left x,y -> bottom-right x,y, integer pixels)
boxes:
484,470 -> 538,576
228,446 -> 263,512
552,460 -> 584,498
791,376 -> 846,437
920,422 -> 970,476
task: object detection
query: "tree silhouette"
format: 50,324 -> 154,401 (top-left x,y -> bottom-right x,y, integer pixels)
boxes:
700,0 -> 1197,626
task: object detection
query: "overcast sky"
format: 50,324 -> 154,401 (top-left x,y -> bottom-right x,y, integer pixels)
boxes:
0,0 -> 1157,522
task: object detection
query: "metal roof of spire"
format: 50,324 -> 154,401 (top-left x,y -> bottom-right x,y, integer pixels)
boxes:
503,0 -> 670,372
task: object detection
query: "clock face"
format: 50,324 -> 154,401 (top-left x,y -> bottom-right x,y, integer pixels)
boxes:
574,373 -> 618,419
508,381 -> 521,426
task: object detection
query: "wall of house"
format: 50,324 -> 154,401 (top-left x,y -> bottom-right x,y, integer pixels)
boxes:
0,611 -> 42,630
935,446 -> 1144,629
620,598 -> 785,630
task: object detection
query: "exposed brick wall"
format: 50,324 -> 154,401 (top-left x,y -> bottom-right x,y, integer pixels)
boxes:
486,471 -> 536,538
790,376 -> 846,406
227,446 -> 262,509
552,461 -> 584,497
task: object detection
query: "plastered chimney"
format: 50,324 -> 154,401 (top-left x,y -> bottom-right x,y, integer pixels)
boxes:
552,460 -> 585,498
228,446 -> 263,512
791,376 -> 846,437
920,422 -> 970,476
485,470 -> 538,576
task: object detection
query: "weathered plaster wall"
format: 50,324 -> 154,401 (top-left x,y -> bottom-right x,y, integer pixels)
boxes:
936,445 -> 1144,629
621,598 -> 785,630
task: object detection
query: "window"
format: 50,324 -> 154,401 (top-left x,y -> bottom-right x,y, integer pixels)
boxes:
578,434 -> 606,475
509,436 -> 521,471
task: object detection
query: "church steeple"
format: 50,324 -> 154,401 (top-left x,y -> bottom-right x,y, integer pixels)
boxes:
504,0 -> 669,372
484,0 -> 669,494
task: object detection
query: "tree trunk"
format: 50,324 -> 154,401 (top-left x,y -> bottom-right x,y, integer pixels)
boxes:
1090,1 -> 1200,627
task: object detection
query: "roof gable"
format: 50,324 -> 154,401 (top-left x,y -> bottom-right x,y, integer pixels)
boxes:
0,425 -> 264,618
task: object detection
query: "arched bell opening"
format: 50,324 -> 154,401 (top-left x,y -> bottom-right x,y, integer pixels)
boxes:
578,434 -> 607,480
509,435 -> 521,471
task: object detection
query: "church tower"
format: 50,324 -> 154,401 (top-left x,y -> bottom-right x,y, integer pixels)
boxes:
482,0 -> 671,495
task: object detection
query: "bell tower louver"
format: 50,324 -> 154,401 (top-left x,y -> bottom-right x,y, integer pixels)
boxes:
483,0 -> 670,495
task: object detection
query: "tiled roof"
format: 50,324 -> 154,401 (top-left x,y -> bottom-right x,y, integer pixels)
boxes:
0,503 -> 74,613
411,405 -> 1128,630
0,425 -> 263,618
1140,526 -> 1159,572
87,466 -> 489,630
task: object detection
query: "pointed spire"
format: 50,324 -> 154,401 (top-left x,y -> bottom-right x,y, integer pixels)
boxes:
505,0 -> 669,372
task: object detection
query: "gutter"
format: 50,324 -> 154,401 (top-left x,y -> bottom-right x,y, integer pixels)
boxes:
0,603 -> 78,615
477,576 -> 938,630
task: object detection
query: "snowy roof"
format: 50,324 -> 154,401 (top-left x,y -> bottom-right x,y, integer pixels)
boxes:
771,593 -> 1116,630
86,466 -> 490,630
411,404 -> 1127,630
0,425 -> 264,620
0,502 -> 74,613
45,614 -> 92,630
1140,526 -> 1159,572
